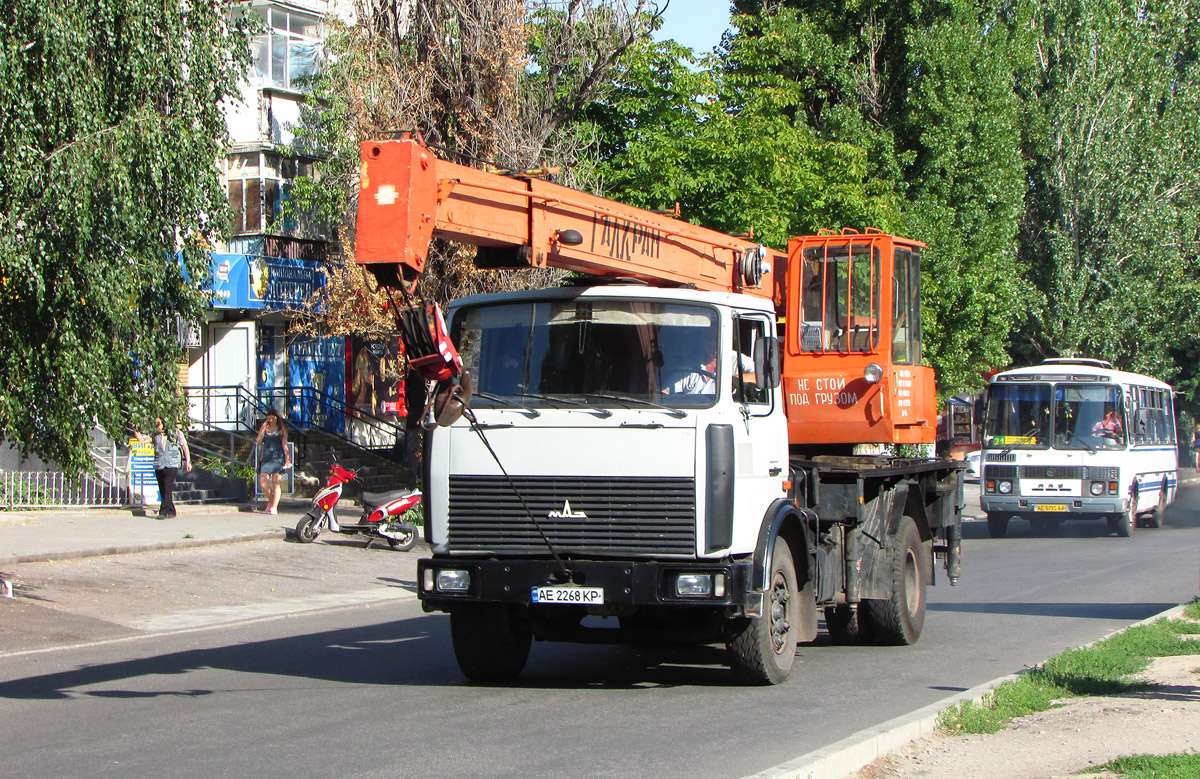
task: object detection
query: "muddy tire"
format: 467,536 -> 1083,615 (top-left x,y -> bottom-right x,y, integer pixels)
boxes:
450,604 -> 532,682
865,517 -> 927,645
726,540 -> 799,685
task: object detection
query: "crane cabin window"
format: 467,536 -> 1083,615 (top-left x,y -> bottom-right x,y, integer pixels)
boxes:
799,243 -> 880,353
892,247 -> 921,365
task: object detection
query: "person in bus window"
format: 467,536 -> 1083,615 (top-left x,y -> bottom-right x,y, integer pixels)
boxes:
1092,406 -> 1122,439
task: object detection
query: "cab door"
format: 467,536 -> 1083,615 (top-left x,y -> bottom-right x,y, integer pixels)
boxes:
728,312 -> 788,552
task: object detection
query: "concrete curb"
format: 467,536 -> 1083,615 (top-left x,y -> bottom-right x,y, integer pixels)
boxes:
0,531 -> 285,567
744,602 -> 1193,779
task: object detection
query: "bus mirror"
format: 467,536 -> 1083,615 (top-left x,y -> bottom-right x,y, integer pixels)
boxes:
754,337 -> 781,390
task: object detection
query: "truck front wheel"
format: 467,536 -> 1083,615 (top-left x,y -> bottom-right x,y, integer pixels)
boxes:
864,517 -> 926,645
450,604 -> 532,682
726,540 -> 799,685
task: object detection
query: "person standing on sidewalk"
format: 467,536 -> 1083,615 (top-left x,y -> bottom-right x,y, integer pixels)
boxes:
137,418 -> 191,519
255,408 -> 291,514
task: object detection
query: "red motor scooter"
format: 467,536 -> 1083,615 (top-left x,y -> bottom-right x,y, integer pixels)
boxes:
294,462 -> 421,551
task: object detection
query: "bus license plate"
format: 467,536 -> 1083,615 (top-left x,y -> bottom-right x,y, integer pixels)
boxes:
1035,504 -> 1068,512
531,586 -> 604,605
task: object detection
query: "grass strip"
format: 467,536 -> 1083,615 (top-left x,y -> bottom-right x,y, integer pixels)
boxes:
937,600 -> 1200,735
1081,751 -> 1200,777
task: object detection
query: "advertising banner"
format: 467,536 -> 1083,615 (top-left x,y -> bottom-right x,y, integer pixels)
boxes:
210,253 -> 323,310
348,335 -> 405,447
128,438 -> 159,505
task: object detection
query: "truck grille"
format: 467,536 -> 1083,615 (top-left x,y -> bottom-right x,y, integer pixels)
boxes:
448,475 -> 696,556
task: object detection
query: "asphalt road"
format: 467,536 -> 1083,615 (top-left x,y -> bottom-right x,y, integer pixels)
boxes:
1,485 -> 1198,778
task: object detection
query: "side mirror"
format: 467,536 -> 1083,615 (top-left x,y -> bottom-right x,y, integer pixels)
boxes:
753,337 -> 781,390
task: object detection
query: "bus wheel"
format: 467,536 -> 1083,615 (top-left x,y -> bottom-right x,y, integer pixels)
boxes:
1112,506 -> 1135,537
1148,483 -> 1168,529
986,513 -> 1010,538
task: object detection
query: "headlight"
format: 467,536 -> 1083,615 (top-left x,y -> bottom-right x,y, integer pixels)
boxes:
863,363 -> 884,384
675,573 -> 712,597
1090,482 -> 1106,496
674,573 -> 727,598
998,480 -> 1013,495
436,569 -> 471,592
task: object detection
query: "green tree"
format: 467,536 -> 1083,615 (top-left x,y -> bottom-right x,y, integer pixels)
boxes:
595,12 -> 897,252
1012,0 -> 1200,397
0,1 -> 252,474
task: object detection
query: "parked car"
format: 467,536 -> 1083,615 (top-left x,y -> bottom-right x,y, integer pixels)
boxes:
964,449 -> 981,483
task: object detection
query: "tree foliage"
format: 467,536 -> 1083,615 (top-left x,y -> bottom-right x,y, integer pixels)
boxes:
0,1 -> 252,474
1012,0 -> 1200,403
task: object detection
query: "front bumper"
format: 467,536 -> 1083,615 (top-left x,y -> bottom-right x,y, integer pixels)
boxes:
417,557 -> 756,613
980,495 -> 1126,517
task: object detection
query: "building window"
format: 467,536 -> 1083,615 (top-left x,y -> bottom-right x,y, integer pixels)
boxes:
227,151 -> 317,236
250,6 -> 321,91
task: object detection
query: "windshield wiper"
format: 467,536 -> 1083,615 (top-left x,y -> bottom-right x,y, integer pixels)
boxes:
582,393 -> 687,419
473,391 -> 541,418
516,393 -> 612,418
999,425 -> 1042,456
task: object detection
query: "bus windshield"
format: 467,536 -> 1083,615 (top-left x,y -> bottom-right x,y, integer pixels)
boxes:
984,384 -> 1051,448
1053,384 -> 1125,450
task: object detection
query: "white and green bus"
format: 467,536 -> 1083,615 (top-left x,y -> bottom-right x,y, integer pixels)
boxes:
979,358 -> 1177,538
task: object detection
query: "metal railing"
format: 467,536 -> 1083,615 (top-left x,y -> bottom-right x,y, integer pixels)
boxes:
2,470 -> 128,510
183,383 -> 407,457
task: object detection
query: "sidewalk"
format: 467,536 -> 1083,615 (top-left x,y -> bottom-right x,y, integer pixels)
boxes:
0,500 -> 310,567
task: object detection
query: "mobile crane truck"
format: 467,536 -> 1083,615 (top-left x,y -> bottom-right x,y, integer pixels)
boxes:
354,136 -> 964,684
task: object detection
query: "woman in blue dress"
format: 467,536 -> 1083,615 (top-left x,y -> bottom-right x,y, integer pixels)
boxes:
255,408 -> 292,514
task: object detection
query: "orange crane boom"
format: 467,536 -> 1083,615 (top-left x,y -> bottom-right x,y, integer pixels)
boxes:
355,138 -> 782,298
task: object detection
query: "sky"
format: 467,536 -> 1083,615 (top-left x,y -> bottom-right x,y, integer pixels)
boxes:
653,0 -> 732,55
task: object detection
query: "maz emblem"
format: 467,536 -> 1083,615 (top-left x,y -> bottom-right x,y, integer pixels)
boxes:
548,500 -> 587,520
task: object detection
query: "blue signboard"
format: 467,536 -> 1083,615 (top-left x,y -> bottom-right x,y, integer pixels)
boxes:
210,253 -> 324,310
287,335 -> 346,434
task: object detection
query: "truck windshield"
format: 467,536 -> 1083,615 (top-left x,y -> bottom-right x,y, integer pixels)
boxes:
451,299 -> 719,409
984,383 -> 1051,448
1053,384 -> 1125,450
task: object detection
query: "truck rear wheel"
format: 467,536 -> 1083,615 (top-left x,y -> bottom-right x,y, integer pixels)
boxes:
864,517 -> 926,645
450,604 -> 531,682
726,540 -> 798,685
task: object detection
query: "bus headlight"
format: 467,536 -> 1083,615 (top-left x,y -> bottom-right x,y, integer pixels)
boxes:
998,480 -> 1013,495
1090,481 -> 1106,496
